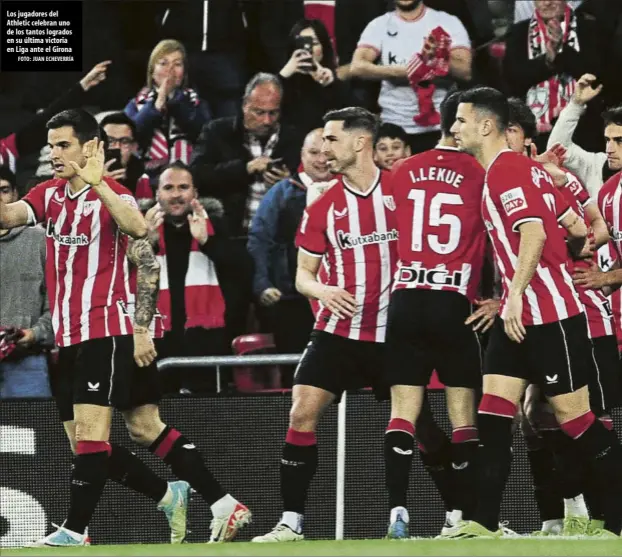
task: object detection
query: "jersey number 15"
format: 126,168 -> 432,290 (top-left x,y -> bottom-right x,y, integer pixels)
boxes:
408,190 -> 463,254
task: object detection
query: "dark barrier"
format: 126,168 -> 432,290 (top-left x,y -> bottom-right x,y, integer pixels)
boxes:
2,392 -> 621,547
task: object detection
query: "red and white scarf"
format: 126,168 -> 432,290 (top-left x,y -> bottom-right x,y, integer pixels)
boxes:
526,5 -> 579,133
156,221 -> 226,331
134,87 -> 198,171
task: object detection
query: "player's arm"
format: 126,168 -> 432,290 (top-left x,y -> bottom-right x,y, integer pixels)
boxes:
559,208 -> 591,259
0,200 -> 30,229
449,47 -> 472,81
127,237 -> 159,367
349,46 -> 408,81
296,251 -> 357,319
583,201 -> 609,249
95,182 -> 147,239
506,221 -> 547,342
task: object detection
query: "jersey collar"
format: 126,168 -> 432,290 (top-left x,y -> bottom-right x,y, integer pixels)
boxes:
342,167 -> 381,198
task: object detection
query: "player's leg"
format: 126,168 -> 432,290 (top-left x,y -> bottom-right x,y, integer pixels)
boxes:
383,290 -> 433,538
415,393 -> 458,530
253,331 -> 339,542
118,336 -> 248,543
521,386 -> 564,535
444,319 -> 528,538
581,334 -> 622,535
541,316 -> 622,538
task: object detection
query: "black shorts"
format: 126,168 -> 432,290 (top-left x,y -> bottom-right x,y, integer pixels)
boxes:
484,314 -> 593,398
588,335 -> 622,414
50,335 -> 161,422
293,330 -> 389,401
384,289 -> 483,389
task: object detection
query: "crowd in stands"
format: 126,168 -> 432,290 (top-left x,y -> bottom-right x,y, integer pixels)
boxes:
2,0 -> 622,397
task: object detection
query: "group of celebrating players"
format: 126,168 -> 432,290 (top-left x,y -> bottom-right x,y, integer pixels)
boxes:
1,79 -> 622,547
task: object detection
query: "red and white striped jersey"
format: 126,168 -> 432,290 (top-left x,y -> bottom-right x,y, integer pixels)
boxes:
390,146 -> 487,301
597,241 -> 622,350
22,177 -> 137,347
482,150 -> 582,326
0,133 -> 19,172
557,173 -> 613,338
296,169 -> 398,342
598,170 -> 622,262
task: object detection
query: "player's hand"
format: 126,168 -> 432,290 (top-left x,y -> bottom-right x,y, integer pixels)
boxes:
70,138 -> 105,186
531,142 -> 567,167
188,198 -> 209,245
541,162 -> 568,187
465,298 -> 500,332
133,326 -> 157,367
504,293 -> 526,343
573,74 -> 603,106
144,202 -> 165,246
79,60 -> 111,91
573,261 -> 610,290
247,156 -> 272,175
318,286 -> 357,319
259,287 -> 282,307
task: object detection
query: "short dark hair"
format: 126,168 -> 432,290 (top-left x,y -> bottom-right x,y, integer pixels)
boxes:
440,91 -> 462,136
99,112 -> 137,140
323,107 -> 379,138
459,87 -> 509,132
375,123 -> 408,147
603,106 -> 622,128
158,160 -> 194,186
46,109 -> 100,145
0,165 -> 17,191
508,97 -> 537,140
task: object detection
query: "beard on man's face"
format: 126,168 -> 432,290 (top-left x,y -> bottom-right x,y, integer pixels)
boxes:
396,0 -> 422,12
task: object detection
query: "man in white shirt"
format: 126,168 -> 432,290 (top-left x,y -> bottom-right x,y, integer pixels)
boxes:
350,0 -> 472,154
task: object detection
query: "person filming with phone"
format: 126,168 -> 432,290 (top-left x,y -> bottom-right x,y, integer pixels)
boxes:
279,19 -> 352,136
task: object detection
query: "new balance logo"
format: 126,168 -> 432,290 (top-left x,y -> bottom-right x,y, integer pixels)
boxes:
182,443 -> 196,449
87,382 -> 100,392
545,374 -> 558,385
392,447 -> 413,456
452,462 -> 469,470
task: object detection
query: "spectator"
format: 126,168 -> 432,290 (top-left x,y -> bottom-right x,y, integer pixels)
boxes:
145,161 -> 251,394
247,128 -> 330,383
191,73 -> 303,238
350,0 -> 472,154
154,1 -> 248,119
99,112 -> 154,208
514,0 -> 583,23
125,39 -> 211,179
374,123 -> 411,170
503,0 -> 602,152
0,167 -> 53,398
279,18 -> 352,136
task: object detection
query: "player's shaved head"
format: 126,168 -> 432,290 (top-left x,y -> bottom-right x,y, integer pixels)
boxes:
440,91 -> 462,137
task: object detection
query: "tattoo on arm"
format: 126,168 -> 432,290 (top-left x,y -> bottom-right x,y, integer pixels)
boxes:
127,238 -> 160,329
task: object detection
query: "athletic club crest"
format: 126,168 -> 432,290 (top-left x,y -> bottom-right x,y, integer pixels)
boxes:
383,195 -> 396,211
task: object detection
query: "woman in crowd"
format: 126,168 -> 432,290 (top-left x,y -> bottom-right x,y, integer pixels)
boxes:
125,39 -> 211,179
279,19 -> 351,136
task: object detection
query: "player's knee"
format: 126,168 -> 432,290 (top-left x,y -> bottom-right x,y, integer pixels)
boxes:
549,385 -> 591,424
126,419 -> 165,446
289,405 -> 320,431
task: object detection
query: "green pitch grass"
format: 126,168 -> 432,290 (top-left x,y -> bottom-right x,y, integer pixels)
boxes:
3,538 -> 622,556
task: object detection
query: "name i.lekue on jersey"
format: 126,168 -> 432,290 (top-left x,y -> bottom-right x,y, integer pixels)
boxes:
407,166 -> 465,187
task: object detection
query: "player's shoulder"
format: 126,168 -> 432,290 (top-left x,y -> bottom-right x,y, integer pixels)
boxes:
367,11 -> 391,27
422,6 -> 464,28
102,176 -> 133,196
29,177 -> 67,193
488,151 -> 534,179
305,178 -> 344,214
599,170 -> 622,199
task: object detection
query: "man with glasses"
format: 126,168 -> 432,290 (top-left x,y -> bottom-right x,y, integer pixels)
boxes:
100,112 -> 153,206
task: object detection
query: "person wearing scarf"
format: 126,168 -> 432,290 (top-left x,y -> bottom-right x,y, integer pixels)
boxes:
125,40 -> 211,181
504,0 -> 602,152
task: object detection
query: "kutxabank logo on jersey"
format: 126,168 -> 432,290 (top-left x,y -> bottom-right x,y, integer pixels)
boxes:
336,229 -> 398,250
45,219 -> 89,246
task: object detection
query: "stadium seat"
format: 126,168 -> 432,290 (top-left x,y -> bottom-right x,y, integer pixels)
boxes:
231,333 -> 281,392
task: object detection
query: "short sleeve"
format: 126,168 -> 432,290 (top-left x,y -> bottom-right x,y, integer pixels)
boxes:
22,182 -> 49,224
488,165 -> 546,232
357,16 -> 384,54
296,205 -> 327,257
444,13 -> 471,50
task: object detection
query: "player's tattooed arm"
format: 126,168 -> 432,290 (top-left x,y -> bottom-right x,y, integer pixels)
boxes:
127,237 -> 161,330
